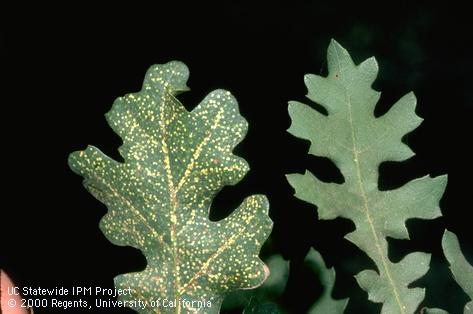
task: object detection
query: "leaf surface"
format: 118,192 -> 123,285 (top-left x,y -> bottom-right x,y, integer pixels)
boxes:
69,61 -> 272,313
305,248 -> 348,314
222,254 -> 289,311
422,308 -> 449,314
223,249 -> 347,314
442,230 -> 473,314
287,40 -> 447,314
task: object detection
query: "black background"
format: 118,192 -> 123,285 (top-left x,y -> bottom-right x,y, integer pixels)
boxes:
1,2 -> 472,313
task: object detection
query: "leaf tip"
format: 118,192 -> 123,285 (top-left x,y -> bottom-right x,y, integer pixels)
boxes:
359,55 -> 379,70
442,229 -> 456,246
287,100 -> 297,112
257,193 -> 271,214
405,91 -> 421,117
329,38 -> 344,51
143,60 -> 190,94
303,73 -> 316,84
285,173 -> 299,187
67,145 -> 93,170
328,39 -> 350,59
435,174 -> 449,188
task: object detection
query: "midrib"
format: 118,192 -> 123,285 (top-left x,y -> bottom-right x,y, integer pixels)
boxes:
335,50 -> 405,314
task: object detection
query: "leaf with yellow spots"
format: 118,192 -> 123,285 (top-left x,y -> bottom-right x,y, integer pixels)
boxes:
286,40 -> 447,313
222,254 -> 289,312
69,61 -> 272,313
222,249 -> 347,313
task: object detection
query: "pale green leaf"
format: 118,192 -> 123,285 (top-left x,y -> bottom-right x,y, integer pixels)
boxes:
442,230 -> 473,314
286,40 -> 447,314
422,308 -> 449,314
305,248 -> 348,314
69,61 -> 272,313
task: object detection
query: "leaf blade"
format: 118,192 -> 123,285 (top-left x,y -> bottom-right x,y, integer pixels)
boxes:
287,40 -> 447,313
69,61 -> 272,313
442,230 -> 473,313
305,248 -> 348,314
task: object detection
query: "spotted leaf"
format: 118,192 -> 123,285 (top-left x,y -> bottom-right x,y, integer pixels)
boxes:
69,61 -> 272,313
222,254 -> 289,312
286,40 -> 447,313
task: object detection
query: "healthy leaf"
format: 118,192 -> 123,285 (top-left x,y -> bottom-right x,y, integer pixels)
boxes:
69,61 -> 273,313
286,40 -> 447,314
422,308 -> 449,314
442,230 -> 473,314
305,248 -> 348,314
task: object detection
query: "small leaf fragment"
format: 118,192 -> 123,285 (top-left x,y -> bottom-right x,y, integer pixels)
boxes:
422,308 -> 449,314
223,254 -> 289,312
305,248 -> 348,314
442,230 -> 473,314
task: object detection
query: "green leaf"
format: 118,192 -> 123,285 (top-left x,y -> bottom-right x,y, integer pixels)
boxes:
222,254 -> 289,311
421,308 -> 449,314
442,230 -> 473,314
305,248 -> 348,314
286,40 -> 447,313
243,299 -> 282,314
69,61 -> 273,313
231,249 -> 345,314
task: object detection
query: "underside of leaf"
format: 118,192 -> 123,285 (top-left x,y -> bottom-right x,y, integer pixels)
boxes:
287,40 -> 447,314
305,248 -> 348,314
442,230 -> 473,314
69,61 -> 272,313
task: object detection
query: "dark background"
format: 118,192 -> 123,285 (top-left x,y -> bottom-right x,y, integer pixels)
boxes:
1,2 -> 472,313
